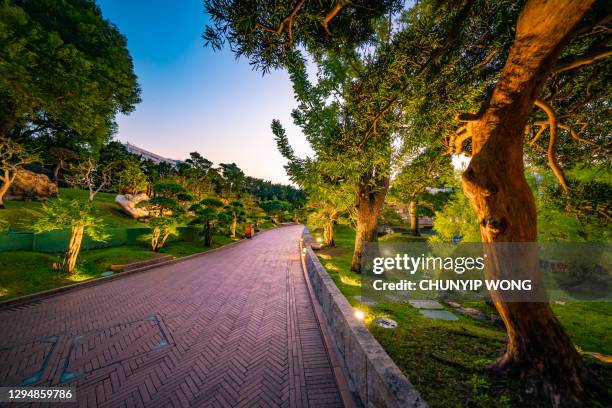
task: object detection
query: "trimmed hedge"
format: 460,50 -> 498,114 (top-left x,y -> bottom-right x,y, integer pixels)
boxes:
0,226 -> 202,253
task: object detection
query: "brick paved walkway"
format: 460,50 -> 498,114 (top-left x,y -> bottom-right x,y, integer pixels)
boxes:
0,225 -> 344,407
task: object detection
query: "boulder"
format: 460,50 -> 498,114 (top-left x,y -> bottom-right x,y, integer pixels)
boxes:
115,193 -> 149,218
6,169 -> 58,201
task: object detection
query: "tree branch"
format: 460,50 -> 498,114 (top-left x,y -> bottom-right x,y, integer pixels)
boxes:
534,99 -> 569,193
554,47 -> 612,74
359,0 -> 475,147
322,1 -> 349,34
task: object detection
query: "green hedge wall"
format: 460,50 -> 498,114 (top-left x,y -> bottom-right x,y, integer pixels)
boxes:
0,226 -> 202,253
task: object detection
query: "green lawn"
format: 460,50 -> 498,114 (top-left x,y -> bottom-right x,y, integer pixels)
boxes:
0,235 -> 236,301
0,188 -> 146,231
312,225 -> 611,408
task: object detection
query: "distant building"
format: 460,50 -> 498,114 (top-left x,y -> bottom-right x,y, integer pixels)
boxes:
123,142 -> 180,165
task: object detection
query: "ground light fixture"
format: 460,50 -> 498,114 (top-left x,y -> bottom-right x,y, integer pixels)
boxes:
354,309 -> 365,320
316,237 -> 322,243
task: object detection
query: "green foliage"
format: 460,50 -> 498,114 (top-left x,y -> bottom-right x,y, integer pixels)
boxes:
30,198 -> 108,242
189,197 -> 226,246
114,159 -> 148,195
535,166 -> 612,242
261,199 -> 293,223
1,0 -> 140,148
430,180 -> 481,243
203,0 -> 400,72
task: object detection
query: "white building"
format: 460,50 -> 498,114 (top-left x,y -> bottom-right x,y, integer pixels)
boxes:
123,142 -> 180,165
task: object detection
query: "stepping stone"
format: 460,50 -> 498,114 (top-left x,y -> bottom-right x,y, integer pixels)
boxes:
408,299 -> 444,309
419,310 -> 459,321
353,295 -> 378,306
374,317 -> 398,329
456,307 -> 488,321
383,294 -> 406,302
100,271 -> 114,277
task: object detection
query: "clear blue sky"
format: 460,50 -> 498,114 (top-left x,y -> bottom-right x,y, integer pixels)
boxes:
97,0 -> 310,184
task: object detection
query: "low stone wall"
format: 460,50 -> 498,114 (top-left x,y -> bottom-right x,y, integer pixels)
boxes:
301,229 -> 427,408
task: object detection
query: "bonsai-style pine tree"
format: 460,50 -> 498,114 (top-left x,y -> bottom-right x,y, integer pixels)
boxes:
189,198 -> 225,247
224,200 -> 245,239
138,182 -> 191,251
31,199 -> 108,273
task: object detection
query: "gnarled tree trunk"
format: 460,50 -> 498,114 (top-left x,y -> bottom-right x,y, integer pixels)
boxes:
151,227 -> 161,252
461,1 -> 594,405
323,210 -> 339,247
230,215 -> 237,238
351,172 -> 389,272
408,200 -> 420,236
0,168 -> 17,209
62,225 -> 84,273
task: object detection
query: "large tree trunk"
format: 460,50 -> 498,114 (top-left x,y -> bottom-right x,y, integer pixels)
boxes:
461,1 -> 594,405
62,225 -> 84,273
408,200 -> 420,236
350,173 -> 389,272
323,220 -> 336,247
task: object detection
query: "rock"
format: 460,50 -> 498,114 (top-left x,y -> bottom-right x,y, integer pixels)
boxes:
353,295 -> 378,306
456,307 -> 488,321
115,193 -> 149,218
419,310 -> 459,321
5,169 -> 58,201
374,317 -> 398,329
408,299 -> 444,309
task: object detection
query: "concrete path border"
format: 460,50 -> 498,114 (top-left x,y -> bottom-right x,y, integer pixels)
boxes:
300,228 -> 428,408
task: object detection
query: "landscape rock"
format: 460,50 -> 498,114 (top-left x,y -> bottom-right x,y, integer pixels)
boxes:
353,295 -> 378,306
408,299 -> 444,309
374,317 -> 398,329
419,310 -> 459,321
115,193 -> 149,218
5,169 -> 58,201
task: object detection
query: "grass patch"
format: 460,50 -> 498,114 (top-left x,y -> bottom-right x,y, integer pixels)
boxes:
0,235 -> 236,301
311,225 -> 611,408
0,188 -> 145,231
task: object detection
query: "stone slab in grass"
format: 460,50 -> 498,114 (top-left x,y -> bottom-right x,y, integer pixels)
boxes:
408,299 -> 444,309
419,310 -> 459,321
353,295 -> 378,306
383,294 -> 408,303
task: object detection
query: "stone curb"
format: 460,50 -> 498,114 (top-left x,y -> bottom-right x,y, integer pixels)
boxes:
0,235 -> 251,311
301,228 -> 428,408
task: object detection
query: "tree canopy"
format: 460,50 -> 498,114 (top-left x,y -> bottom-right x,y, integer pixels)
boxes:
0,0 -> 141,151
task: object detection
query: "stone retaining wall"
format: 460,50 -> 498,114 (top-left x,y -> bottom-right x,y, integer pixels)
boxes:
301,229 -> 428,408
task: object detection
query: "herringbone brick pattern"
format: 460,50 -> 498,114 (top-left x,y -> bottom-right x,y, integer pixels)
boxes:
0,225 -> 344,407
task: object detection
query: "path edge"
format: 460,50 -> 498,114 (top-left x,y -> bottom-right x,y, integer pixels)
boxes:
0,234 -> 253,311
300,227 -> 429,408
